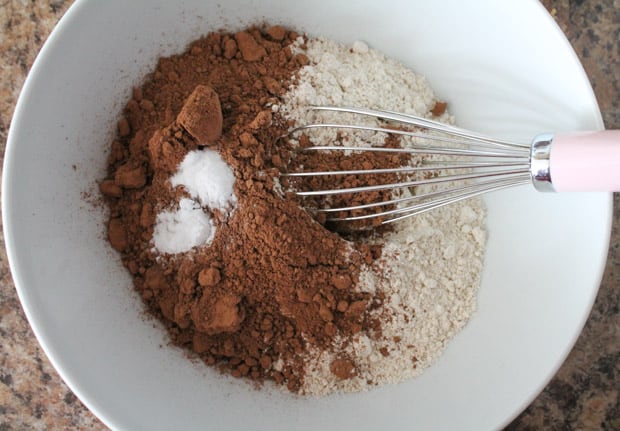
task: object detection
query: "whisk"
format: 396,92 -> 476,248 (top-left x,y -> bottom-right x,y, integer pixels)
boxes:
280,106 -> 620,226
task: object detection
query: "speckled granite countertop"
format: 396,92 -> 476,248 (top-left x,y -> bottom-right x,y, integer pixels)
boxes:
0,1 -> 618,429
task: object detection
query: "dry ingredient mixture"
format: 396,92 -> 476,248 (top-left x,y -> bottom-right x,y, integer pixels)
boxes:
101,26 -> 486,396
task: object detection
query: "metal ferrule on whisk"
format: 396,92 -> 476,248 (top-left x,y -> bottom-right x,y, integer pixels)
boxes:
530,133 -> 556,192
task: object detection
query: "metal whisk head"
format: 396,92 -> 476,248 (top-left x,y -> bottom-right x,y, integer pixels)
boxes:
279,106 -> 539,228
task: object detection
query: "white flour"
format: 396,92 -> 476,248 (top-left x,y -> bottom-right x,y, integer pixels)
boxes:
278,38 -> 486,395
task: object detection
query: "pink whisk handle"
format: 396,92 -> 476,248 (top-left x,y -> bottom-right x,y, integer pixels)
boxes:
549,130 -> 620,192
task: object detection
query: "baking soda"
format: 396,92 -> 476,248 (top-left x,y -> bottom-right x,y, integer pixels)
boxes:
152,198 -> 215,254
153,149 -> 236,254
171,149 -> 237,212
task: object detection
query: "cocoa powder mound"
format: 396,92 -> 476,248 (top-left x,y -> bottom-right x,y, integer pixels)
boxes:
101,27 -> 391,392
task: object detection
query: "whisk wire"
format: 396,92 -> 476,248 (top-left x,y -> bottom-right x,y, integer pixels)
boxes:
292,141 -> 528,158
372,177 -> 530,224
324,176 -> 531,223
283,160 -> 530,178
281,106 -> 535,227
294,169 -> 530,197
317,175 -> 529,214
309,106 -> 531,149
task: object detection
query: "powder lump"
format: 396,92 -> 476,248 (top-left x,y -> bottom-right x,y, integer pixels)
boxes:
152,198 -> 215,254
170,149 -> 237,213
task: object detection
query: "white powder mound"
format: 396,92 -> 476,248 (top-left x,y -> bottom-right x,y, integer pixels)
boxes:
171,149 -> 237,212
152,198 -> 215,254
152,149 -> 237,254
278,38 -> 487,395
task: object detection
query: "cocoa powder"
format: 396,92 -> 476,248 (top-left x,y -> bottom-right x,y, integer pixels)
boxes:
102,26 -> 398,392
282,132 -> 413,232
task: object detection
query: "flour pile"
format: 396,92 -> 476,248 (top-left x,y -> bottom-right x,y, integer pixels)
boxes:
278,38 -> 486,395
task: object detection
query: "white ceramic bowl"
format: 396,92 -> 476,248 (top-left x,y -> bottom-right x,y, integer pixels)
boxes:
3,1 -> 612,430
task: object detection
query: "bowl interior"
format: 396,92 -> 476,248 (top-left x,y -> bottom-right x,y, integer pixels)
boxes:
3,0 -> 610,430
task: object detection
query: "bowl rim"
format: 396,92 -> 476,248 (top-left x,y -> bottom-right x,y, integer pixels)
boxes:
2,0 -> 612,429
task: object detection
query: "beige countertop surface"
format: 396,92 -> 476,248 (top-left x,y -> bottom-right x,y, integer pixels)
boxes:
0,1 -> 618,429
